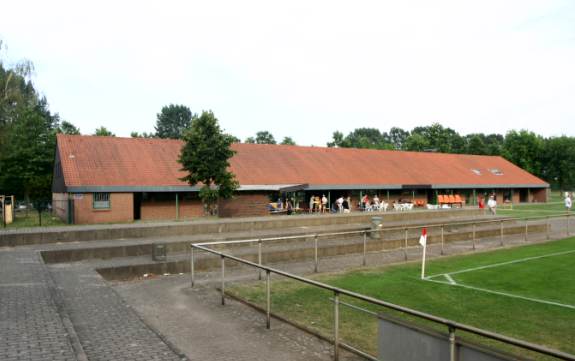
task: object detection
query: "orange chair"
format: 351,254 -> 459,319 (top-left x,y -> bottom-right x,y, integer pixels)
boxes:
448,195 -> 456,205
437,195 -> 445,205
454,195 -> 463,207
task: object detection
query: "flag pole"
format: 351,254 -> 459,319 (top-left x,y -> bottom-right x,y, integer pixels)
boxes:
421,242 -> 427,279
420,227 -> 427,280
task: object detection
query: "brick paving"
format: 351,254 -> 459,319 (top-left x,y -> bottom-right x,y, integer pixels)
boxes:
0,250 -> 76,361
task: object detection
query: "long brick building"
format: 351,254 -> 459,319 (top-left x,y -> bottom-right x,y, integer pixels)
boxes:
52,134 -> 549,224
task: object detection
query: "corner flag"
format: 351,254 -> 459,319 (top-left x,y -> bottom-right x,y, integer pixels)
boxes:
420,228 -> 427,279
419,227 -> 427,247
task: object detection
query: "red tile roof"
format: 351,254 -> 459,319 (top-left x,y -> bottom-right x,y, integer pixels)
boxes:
56,134 -> 548,190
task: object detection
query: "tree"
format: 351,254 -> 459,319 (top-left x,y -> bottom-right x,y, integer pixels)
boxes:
403,133 -> 430,152
327,131 -> 344,147
541,136 -> 575,190
155,104 -> 193,139
93,126 -> 115,136
0,42 -> 58,202
410,123 -> 465,153
464,134 -> 487,155
130,131 -> 155,138
389,127 -> 410,150
502,130 -> 544,176
280,136 -> 296,145
179,110 -> 239,215
326,128 -> 393,149
245,137 -> 256,144
59,121 -> 80,135
255,131 -> 276,144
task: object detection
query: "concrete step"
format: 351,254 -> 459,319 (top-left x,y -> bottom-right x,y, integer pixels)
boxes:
41,213 -> 502,264
2,208 -> 483,247
95,219 -> 548,281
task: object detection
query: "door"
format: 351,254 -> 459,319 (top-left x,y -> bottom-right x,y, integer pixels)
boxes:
133,193 -> 142,220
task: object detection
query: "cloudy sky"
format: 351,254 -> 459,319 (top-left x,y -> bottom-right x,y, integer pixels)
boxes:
1,0 -> 574,145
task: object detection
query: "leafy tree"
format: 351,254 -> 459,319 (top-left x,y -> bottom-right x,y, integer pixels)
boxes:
93,126 -> 115,136
255,131 -> 276,144
155,104 -> 193,139
59,121 -> 80,135
0,101 -> 58,201
245,137 -> 256,144
389,127 -> 410,150
464,134 -> 487,155
502,130 -> 544,176
541,136 -> 575,190
0,42 -> 59,202
179,110 -> 239,215
280,136 -> 296,145
410,123 -> 465,153
130,131 -> 155,138
326,128 -> 393,149
403,133 -> 430,152
327,131 -> 344,147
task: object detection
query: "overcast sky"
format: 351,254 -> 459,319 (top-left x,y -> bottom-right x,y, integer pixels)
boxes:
1,0 -> 574,145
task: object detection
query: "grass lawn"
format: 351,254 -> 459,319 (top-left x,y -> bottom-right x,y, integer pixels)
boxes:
499,199 -> 570,219
1,210 -> 67,229
229,238 -> 575,359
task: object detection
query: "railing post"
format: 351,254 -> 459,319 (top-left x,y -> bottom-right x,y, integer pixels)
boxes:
524,219 -> 528,242
314,234 -> 319,273
546,216 -> 550,240
472,223 -> 476,251
362,231 -> 367,266
221,255 -> 225,306
566,214 -> 570,237
500,219 -> 504,246
258,239 -> 262,281
404,228 -> 408,260
266,270 -> 271,329
449,326 -> 456,361
190,245 -> 195,288
333,291 -> 340,361
568,213 -> 571,236
441,225 -> 445,255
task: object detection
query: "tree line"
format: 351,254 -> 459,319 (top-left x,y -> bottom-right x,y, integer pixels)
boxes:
1,42 -> 574,206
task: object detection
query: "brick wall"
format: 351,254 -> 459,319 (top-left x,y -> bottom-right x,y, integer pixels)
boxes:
73,193 -> 133,224
532,188 -> 548,202
219,193 -> 270,217
141,199 -> 204,220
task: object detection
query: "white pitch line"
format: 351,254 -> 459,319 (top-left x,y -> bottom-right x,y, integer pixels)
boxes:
444,274 -> 456,285
427,249 -> 575,280
425,278 -> 575,310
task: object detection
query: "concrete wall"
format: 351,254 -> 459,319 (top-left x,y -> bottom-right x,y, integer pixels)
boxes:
52,193 -> 68,221
219,193 -> 270,217
74,193 -> 133,224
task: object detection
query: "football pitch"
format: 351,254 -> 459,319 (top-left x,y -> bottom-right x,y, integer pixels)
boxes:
230,237 -> 575,359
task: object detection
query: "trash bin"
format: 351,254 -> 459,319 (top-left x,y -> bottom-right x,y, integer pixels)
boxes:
152,243 -> 167,261
370,216 -> 383,239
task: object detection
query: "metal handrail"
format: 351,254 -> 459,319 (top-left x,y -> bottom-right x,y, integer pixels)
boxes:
190,212 -> 573,360
191,243 -> 575,360
195,213 -> 571,248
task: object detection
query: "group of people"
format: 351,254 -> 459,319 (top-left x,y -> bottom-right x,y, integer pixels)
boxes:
308,195 -> 329,213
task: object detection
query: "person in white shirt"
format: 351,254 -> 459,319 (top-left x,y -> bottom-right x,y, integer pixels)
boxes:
321,195 -> 328,213
565,194 -> 572,212
487,195 -> 497,215
336,196 -> 344,213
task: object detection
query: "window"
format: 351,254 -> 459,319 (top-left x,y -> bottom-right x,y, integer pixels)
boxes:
93,193 -> 110,209
471,169 -> 482,175
489,168 -> 504,176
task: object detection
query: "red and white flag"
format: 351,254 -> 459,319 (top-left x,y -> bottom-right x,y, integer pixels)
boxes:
419,228 -> 427,247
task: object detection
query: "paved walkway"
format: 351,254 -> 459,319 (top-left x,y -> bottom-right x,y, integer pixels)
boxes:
0,247 -> 186,361
0,249 -> 77,361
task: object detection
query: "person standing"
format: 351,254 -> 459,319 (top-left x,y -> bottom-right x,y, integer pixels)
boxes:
321,194 -> 328,213
565,194 -> 572,212
309,195 -> 315,213
487,195 -> 497,215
